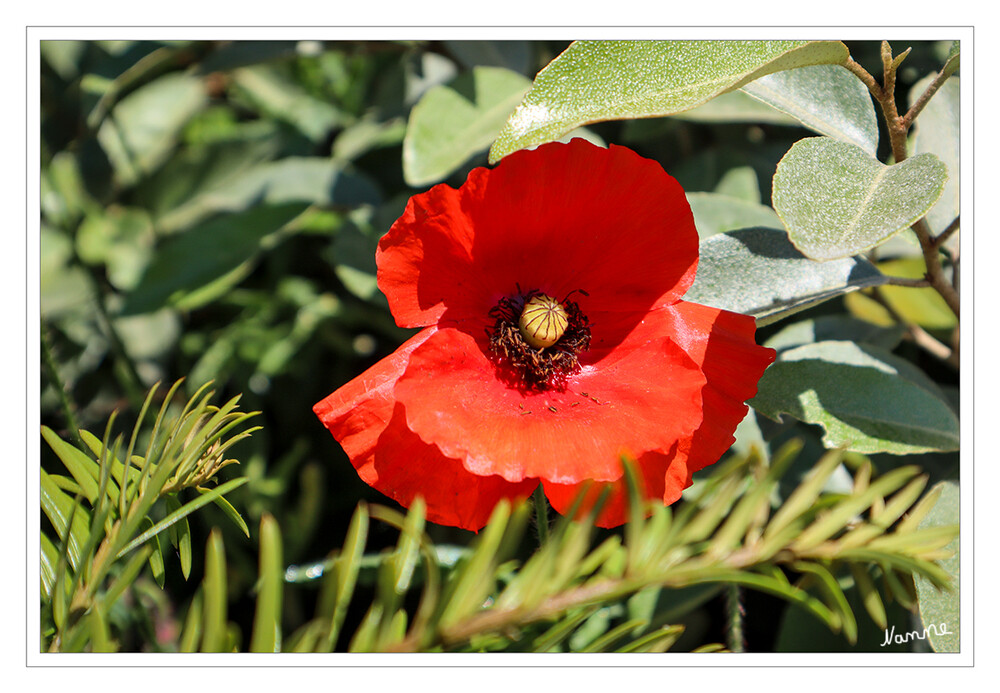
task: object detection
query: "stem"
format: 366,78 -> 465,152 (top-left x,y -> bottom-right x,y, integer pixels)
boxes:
902,63 -> 954,129
532,486 -> 550,546
725,584 -> 746,653
878,41 -> 909,164
912,218 -> 961,318
932,215 -> 960,250
849,42 -> 960,321
881,276 -> 930,289
843,57 -> 882,99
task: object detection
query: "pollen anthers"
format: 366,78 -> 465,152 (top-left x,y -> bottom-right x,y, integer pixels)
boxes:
488,287 -> 591,391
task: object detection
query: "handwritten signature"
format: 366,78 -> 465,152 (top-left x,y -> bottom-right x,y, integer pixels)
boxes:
881,623 -> 953,647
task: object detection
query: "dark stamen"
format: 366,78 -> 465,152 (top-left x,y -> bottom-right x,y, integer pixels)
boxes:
487,288 -> 591,392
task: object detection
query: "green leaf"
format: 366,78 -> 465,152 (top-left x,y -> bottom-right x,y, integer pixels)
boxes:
533,606 -> 600,652
114,308 -> 183,361
103,544 -> 154,611
153,157 -> 380,235
165,495 -> 193,580
440,501 -> 512,627
88,603 -> 114,652
77,429 -> 141,498
772,137 -> 948,260
204,487 -> 251,538
404,66 -> 532,186
490,40 -> 848,161
40,469 -> 91,570
713,166 -> 761,203
915,481 -> 960,652
910,74 -> 959,238
849,563 -> 887,630
321,503 -> 369,650
201,529 -> 228,653
40,225 -> 93,319
579,617 -> 648,653
617,625 -> 684,653
75,206 -> 155,292
179,591 -> 203,653
138,135 -> 282,230
670,88 -> 799,125
792,561 -> 857,644
764,450 -> 845,544
765,315 -> 905,353
41,40 -> 86,80
97,72 -> 208,186
41,151 -> 92,228
686,193 -> 781,238
774,572 -> 915,652
41,426 -> 101,504
40,532 -> 59,600
121,202 -> 307,315
251,513 -> 284,653
743,65 -> 879,153
230,64 -> 343,143
332,114 -> 407,163
684,227 -> 886,326
144,517 -> 166,588
116,477 -> 249,558
941,42 -> 960,79
751,341 -> 961,454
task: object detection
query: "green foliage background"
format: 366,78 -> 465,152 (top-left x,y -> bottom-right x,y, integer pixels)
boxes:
39,39 -> 960,654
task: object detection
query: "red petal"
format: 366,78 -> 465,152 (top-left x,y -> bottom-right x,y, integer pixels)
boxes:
529,303 -> 775,528
313,328 -> 536,531
376,139 -> 698,331
660,301 -> 776,481
394,317 -> 708,486
541,449 -> 674,529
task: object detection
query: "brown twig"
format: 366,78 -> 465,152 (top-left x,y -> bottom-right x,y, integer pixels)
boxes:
912,218 -> 961,318
932,215 -> 960,251
847,42 -> 960,321
843,57 -> 882,100
881,276 -> 931,289
869,287 -> 954,365
902,67 -> 954,129
878,42 -> 910,164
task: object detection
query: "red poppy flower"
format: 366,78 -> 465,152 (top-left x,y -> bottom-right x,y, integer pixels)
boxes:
314,139 -> 775,531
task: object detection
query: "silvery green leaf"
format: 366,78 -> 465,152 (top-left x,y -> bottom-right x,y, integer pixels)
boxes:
490,40 -> 849,161
743,64 -> 878,153
751,341 -> 960,454
772,137 -> 948,260
685,227 -> 886,326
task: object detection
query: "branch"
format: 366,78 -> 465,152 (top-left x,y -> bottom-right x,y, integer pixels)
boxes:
902,63 -> 955,129
847,42 -> 960,320
844,57 -> 882,100
912,218 -> 961,318
932,215 -> 960,251
869,287 -> 955,365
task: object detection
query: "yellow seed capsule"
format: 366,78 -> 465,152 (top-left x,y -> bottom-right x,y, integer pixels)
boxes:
518,294 -> 568,349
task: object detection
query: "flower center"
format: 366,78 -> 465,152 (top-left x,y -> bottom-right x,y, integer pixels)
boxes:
518,294 -> 568,348
487,288 -> 591,391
